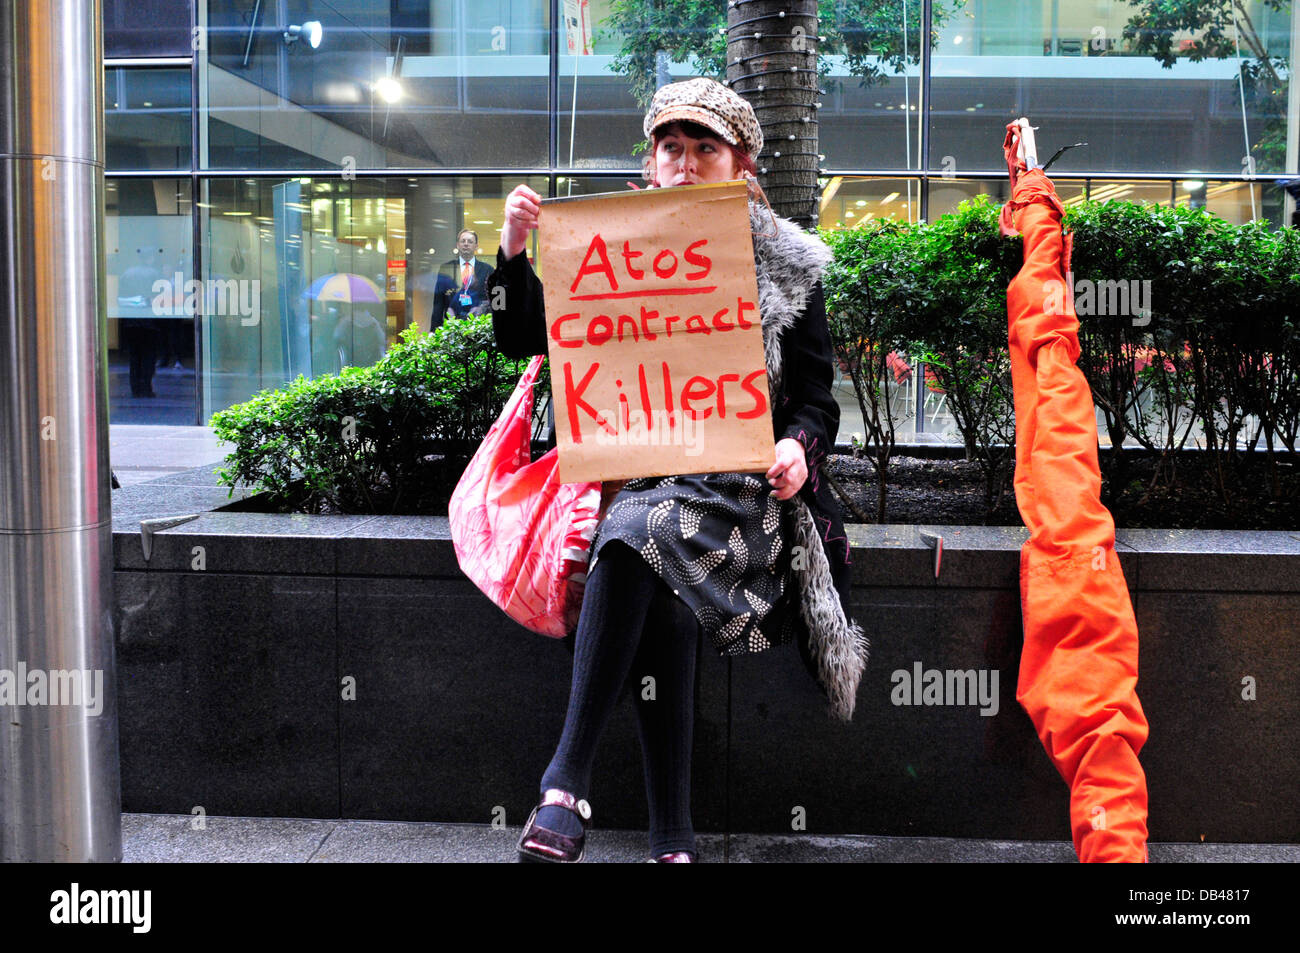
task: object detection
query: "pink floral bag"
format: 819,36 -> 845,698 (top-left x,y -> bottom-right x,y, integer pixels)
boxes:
449,354 -> 602,638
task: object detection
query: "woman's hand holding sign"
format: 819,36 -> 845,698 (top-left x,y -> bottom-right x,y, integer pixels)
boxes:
502,184 -> 542,259
767,437 -> 807,500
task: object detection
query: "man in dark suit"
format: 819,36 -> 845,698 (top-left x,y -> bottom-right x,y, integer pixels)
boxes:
431,229 -> 496,330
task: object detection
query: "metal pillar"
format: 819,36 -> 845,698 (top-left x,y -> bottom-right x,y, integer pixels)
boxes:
0,0 -> 121,861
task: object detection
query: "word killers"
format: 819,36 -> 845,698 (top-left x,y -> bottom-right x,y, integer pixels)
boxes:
50,883 -> 151,933
0,663 -> 104,716
890,662 -> 999,717
561,359 -> 766,443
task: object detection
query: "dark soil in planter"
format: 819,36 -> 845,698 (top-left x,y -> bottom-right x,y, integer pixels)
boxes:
218,449 -> 1299,530
828,450 -> 1298,530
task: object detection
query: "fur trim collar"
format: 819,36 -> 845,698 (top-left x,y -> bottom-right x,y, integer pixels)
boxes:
747,203 -> 868,721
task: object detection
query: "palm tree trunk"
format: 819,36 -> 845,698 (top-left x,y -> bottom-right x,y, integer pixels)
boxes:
726,0 -> 820,226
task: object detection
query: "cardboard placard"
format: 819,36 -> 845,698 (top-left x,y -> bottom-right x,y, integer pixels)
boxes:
539,181 -> 772,484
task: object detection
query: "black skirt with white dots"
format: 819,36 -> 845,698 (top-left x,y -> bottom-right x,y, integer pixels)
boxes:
586,471 -> 800,656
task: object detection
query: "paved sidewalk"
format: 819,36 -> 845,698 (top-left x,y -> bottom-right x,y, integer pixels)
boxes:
110,424 -> 230,486
121,814 -> 1300,863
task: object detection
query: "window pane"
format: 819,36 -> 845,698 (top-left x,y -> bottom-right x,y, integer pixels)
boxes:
105,0 -> 192,58
199,1 -> 550,171
556,2 -> 925,173
199,174 -> 547,418
1197,180 -> 1285,226
553,174 -> 637,200
106,68 -> 192,171
927,177 -> 1087,218
1087,180 -> 1174,206
556,0 -> 707,171
929,0 -> 1295,175
818,3 -> 922,171
818,176 -> 923,229
106,178 -> 197,424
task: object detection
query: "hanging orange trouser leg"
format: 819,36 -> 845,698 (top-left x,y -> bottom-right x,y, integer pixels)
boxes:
1000,125 -> 1150,863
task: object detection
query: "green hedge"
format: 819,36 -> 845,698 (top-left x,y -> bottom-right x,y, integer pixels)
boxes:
211,314 -> 541,514
822,196 -> 1022,518
822,195 -> 1300,515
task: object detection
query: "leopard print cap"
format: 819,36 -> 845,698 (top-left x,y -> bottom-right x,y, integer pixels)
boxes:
643,78 -> 764,160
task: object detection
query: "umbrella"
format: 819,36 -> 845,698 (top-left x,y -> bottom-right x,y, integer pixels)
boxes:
302,273 -> 384,304
1000,119 -> 1150,864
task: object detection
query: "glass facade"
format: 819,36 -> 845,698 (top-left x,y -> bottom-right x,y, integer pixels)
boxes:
106,0 -> 1299,433
199,1 -> 550,170
929,0 -> 1294,176
197,174 -> 546,415
105,0 -> 194,58
106,177 -> 197,423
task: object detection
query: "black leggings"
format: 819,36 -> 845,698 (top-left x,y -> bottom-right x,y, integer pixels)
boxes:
540,539 -> 701,855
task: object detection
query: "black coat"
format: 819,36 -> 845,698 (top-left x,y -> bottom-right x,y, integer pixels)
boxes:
486,244 -> 858,695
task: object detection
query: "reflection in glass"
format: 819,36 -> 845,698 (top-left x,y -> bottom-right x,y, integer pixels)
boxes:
200,0 -> 550,170
927,177 -> 1087,218
556,0 -> 644,171
106,178 -> 197,423
199,174 -> 547,419
929,0 -> 1294,175
1081,180 -> 1173,207
552,173 -> 637,206
819,176 -> 924,227
1197,181 -> 1285,226
106,68 -> 192,171
555,0 -> 925,172
105,0 -> 192,58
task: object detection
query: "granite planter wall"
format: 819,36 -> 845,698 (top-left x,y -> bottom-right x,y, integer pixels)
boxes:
110,464 -> 1300,844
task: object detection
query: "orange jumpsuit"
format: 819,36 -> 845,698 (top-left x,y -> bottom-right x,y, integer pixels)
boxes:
1000,123 -> 1150,862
